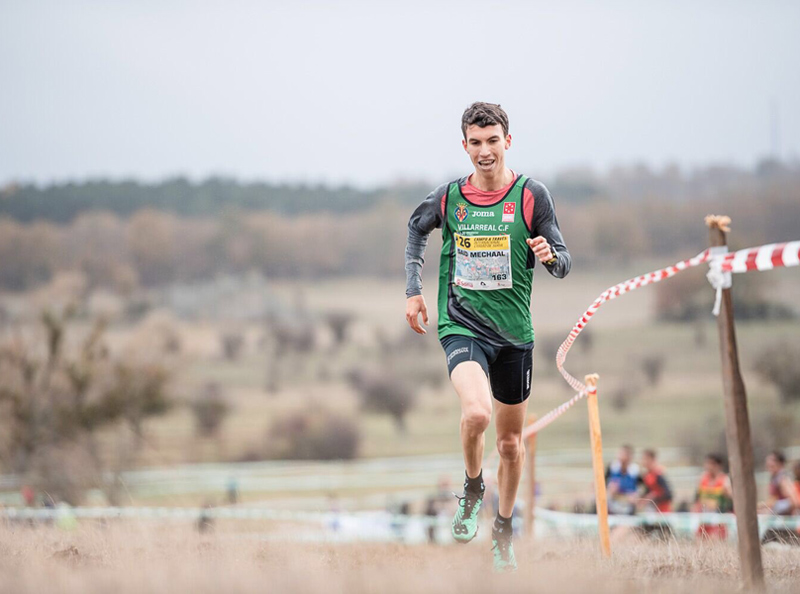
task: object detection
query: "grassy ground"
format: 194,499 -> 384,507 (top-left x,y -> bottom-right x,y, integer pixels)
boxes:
0,523 -> 798,593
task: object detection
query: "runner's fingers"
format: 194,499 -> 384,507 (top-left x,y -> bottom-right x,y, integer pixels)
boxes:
422,306 -> 429,326
414,318 -> 426,334
407,313 -> 425,334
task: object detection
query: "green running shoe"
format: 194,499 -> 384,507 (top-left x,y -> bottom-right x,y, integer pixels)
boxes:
491,531 -> 517,573
451,490 -> 483,543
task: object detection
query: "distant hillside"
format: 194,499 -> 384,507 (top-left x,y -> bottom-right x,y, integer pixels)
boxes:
0,177 -> 429,223
1,159 -> 798,223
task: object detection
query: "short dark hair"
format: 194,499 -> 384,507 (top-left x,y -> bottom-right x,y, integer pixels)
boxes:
706,453 -> 724,466
643,448 -> 657,460
769,450 -> 786,465
461,102 -> 509,139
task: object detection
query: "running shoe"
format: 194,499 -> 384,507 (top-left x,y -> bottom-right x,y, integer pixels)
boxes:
451,490 -> 483,543
491,530 -> 517,573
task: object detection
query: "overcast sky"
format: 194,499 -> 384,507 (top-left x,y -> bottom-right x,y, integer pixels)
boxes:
2,0 -> 799,188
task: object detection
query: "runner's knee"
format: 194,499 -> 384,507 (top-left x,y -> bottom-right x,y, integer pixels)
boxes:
462,408 -> 491,434
497,434 -> 523,461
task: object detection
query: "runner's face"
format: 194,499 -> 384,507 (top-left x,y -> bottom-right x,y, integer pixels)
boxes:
462,124 -> 511,175
766,455 -> 779,474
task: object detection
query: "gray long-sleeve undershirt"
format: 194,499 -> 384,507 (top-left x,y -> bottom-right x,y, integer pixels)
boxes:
405,176 -> 571,298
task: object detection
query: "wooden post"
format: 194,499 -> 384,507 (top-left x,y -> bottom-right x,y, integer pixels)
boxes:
706,215 -> 764,589
524,414 -> 537,539
586,374 -> 611,558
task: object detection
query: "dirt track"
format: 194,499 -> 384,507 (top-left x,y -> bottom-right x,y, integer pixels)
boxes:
1,523 -> 799,593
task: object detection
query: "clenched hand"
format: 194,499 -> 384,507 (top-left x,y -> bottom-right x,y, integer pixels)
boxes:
405,295 -> 429,335
527,236 -> 555,263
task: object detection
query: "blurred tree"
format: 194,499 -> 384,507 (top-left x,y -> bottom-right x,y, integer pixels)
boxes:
641,354 -> 665,387
324,311 -> 355,347
609,385 -> 636,412
755,342 -> 800,404
191,382 -> 231,438
347,368 -> 416,433
220,330 -> 245,361
265,407 -> 359,460
127,209 -> 177,286
0,308 -> 174,503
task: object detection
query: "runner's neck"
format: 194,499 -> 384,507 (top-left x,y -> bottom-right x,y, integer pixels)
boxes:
468,167 -> 514,192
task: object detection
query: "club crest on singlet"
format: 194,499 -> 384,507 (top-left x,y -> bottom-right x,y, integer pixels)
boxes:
502,202 -> 516,222
454,202 -> 469,222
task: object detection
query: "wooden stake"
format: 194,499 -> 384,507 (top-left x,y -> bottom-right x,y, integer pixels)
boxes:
585,373 -> 611,558
524,414 -> 537,539
706,216 -> 764,589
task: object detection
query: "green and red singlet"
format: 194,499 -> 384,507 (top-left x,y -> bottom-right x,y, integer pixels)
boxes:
437,174 -> 534,347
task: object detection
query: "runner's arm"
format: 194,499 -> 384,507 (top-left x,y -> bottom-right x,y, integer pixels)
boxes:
527,180 -> 571,279
781,476 -> 800,509
723,476 -> 733,499
405,184 -> 448,297
652,475 -> 673,504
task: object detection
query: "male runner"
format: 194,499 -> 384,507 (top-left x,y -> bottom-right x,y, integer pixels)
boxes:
759,450 -> 800,515
404,102 -> 571,572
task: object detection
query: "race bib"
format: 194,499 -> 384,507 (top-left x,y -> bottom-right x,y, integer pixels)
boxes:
453,233 -> 513,290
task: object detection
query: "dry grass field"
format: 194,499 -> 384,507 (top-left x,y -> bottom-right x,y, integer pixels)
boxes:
36,263 -> 788,510
1,523 -> 799,593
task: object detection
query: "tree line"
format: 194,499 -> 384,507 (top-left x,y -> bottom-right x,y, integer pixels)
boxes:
2,159 -> 797,223
0,177 -> 429,223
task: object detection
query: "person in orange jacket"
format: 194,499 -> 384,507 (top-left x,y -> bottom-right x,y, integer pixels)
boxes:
694,453 -> 733,540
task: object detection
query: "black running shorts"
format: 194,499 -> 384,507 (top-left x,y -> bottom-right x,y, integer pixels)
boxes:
440,334 -> 533,405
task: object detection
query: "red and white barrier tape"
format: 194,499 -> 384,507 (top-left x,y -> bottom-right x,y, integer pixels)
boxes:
719,241 -> 800,273
524,239 -> 800,438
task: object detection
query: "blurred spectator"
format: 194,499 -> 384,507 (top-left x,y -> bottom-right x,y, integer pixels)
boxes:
226,477 -> 239,505
605,444 -> 639,515
759,450 -> 800,515
327,493 -> 342,534
197,500 -> 215,534
694,453 -> 733,540
390,501 -> 410,541
425,475 -> 453,544
21,485 -> 35,507
637,449 -> 673,512
485,475 -> 522,535
793,461 -> 800,508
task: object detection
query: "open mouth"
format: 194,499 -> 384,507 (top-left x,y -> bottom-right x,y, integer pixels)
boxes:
478,159 -> 495,168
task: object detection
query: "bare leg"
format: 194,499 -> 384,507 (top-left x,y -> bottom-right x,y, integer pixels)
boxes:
450,362 -> 492,478
495,399 -> 529,518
